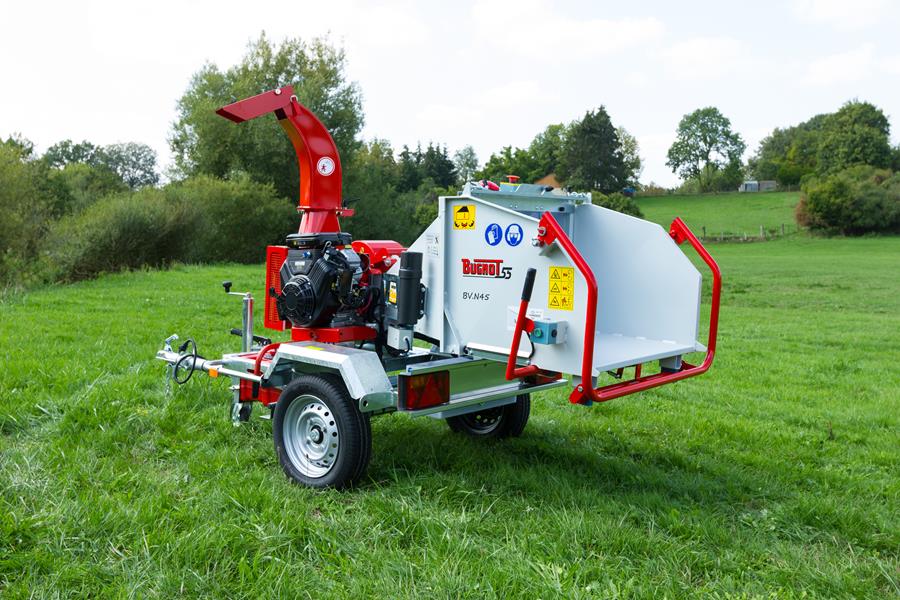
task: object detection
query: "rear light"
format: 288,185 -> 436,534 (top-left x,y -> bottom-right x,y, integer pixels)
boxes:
399,370 -> 450,410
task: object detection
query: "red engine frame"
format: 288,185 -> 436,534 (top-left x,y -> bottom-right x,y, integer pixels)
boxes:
507,213 -> 722,405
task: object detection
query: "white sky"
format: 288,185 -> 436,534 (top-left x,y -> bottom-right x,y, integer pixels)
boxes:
2,0 -> 899,186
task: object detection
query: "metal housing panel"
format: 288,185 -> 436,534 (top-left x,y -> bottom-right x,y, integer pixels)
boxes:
400,193 -> 704,377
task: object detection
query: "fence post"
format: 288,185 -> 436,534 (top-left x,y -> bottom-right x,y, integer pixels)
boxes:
702,225 -> 706,238
781,223 -> 785,236
760,225 -> 764,238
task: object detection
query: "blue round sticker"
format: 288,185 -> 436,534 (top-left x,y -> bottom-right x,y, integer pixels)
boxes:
505,223 -> 524,246
484,223 -> 502,246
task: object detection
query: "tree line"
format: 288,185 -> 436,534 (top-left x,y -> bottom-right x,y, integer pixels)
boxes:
2,33 -> 898,289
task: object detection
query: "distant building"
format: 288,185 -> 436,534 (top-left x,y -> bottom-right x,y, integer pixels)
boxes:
535,173 -> 562,188
739,180 -> 777,192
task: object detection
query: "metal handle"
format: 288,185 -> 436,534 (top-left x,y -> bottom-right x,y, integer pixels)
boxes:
505,270 -> 540,381
521,268 -> 536,301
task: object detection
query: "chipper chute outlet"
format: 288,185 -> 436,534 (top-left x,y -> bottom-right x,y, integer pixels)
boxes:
156,86 -> 722,489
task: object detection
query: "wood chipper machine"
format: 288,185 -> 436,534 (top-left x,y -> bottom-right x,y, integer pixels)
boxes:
155,86 -> 721,489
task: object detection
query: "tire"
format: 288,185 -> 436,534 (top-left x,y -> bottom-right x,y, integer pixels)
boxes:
273,374 -> 371,489
446,394 -> 530,438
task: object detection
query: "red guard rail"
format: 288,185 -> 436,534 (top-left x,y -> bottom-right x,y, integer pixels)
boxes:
506,213 -> 721,405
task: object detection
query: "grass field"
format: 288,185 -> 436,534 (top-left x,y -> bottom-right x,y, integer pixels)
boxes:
637,192 -> 800,236
2,232 -> 899,597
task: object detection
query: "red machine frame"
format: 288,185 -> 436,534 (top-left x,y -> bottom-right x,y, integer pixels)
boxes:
507,213 -> 721,405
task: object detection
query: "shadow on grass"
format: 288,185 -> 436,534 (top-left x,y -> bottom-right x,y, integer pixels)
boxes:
366,416 -> 770,512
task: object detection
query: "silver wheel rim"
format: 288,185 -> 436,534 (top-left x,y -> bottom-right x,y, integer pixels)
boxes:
461,407 -> 503,434
283,394 -> 339,478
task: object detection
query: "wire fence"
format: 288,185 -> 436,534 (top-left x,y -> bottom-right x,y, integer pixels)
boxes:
697,223 -> 803,243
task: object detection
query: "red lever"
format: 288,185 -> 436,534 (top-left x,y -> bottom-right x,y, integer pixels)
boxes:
216,86 -> 344,233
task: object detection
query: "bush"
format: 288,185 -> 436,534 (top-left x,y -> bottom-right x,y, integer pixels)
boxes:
0,145 -> 54,286
46,176 -> 296,281
168,175 -> 296,263
45,163 -> 128,216
48,188 -> 201,281
637,182 -> 671,196
797,166 -> 900,235
594,192 -> 644,218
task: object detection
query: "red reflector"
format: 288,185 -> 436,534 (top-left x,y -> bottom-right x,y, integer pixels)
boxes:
400,371 -> 450,410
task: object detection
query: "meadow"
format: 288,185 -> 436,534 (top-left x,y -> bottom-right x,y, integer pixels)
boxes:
1,195 -> 898,597
637,191 -> 801,237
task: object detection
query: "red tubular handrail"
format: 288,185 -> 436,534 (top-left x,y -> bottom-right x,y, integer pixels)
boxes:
508,213 -> 721,406
253,343 -> 282,376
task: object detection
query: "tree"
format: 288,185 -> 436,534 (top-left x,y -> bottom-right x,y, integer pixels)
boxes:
478,145 -> 535,183
42,139 -> 158,190
169,33 -> 363,201
45,163 -> 128,215
616,127 -> 642,186
43,140 -> 100,168
97,143 -> 159,189
750,101 -> 891,186
453,145 -> 478,184
476,123 -> 567,184
0,143 -> 52,282
666,107 -> 746,192
557,107 -> 628,194
816,100 -> 891,174
397,144 -> 423,192
526,123 -> 567,182
2,134 -> 35,160
421,143 -> 456,188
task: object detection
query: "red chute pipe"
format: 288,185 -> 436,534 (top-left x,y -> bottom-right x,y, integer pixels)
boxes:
216,86 -> 346,234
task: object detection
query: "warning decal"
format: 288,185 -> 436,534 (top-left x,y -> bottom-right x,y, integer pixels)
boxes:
548,266 -> 575,311
453,204 -> 476,230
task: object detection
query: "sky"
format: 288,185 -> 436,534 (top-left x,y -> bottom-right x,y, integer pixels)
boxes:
1,0 -> 899,187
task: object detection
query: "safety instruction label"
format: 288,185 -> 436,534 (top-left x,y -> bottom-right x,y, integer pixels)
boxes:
388,281 -> 397,304
453,204 -> 476,230
548,266 -> 574,311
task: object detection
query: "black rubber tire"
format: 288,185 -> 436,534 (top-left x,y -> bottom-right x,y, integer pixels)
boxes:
273,374 -> 371,489
237,402 -> 253,422
446,394 -> 530,438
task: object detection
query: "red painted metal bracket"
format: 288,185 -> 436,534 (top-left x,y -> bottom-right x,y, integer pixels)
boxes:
217,86 -> 346,234
290,326 -> 377,344
506,213 -> 721,406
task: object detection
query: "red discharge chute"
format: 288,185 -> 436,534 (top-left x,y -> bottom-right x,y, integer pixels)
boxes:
216,86 -> 349,233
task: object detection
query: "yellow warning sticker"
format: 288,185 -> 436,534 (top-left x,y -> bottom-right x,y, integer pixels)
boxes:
453,204 -> 476,230
548,266 -> 575,311
388,281 -> 397,304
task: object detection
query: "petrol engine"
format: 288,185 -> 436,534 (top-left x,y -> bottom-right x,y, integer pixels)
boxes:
272,233 -> 368,329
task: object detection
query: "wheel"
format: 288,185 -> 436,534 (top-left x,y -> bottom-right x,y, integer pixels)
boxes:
237,402 -> 253,422
447,394 -> 530,438
272,374 -> 371,489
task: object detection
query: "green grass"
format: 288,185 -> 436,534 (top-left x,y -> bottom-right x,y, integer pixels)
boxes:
2,235 -> 899,598
637,191 -> 801,236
